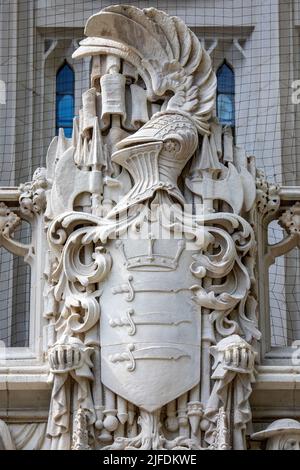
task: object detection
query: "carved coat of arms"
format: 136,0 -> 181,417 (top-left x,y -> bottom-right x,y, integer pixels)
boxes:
39,5 -> 260,450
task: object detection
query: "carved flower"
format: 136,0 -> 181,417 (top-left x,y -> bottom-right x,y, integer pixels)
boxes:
279,202 -> 300,235
19,167 -> 48,217
0,202 -> 21,237
256,170 -> 280,217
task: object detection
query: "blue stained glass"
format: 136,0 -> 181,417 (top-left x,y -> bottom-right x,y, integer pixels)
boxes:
217,94 -> 234,126
56,62 -> 74,138
216,62 -> 235,127
57,95 -> 74,126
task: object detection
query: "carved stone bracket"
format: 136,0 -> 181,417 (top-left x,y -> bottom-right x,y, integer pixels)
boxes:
265,202 -> 300,265
0,202 -> 33,259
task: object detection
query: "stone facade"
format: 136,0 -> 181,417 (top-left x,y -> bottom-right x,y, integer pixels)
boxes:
1,0 -> 300,451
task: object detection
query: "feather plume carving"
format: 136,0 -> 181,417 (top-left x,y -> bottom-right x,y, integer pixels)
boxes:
73,5 -> 216,135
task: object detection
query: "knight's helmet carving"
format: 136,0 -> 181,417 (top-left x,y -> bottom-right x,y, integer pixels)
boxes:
111,112 -> 199,211
43,5 -> 258,451
73,5 -> 216,214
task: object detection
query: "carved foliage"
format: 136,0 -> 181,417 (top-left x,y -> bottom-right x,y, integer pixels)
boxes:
19,167 -> 48,218
279,202 -> 300,235
256,169 -> 280,218
0,202 -> 20,236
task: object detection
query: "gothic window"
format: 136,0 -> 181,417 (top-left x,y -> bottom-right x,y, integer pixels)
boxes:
216,61 -> 235,128
56,61 -> 74,138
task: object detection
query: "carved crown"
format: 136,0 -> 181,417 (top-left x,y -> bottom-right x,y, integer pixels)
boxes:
115,238 -> 185,271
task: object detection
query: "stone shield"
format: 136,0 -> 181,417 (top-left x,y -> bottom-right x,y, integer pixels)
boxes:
100,238 -> 201,412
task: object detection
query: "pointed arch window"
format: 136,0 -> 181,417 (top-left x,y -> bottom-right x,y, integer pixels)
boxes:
216,62 -> 235,128
56,61 -> 74,138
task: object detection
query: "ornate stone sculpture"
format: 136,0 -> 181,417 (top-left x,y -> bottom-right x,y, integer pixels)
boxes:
252,419 -> 300,450
203,335 -> 256,450
38,5 -> 259,450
